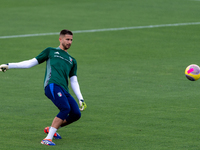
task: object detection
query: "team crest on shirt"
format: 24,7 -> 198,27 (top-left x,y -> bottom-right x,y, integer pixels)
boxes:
69,57 -> 72,62
57,92 -> 62,97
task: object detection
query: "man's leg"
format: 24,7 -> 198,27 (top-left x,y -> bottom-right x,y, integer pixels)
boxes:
60,93 -> 81,127
42,84 -> 71,145
47,93 -> 81,129
48,86 -> 81,128
52,117 -> 64,129
45,117 -> 63,140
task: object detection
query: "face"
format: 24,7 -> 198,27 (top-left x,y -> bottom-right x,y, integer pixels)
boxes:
59,34 -> 73,50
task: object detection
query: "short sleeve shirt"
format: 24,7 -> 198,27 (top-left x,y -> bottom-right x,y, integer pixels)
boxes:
35,47 -> 77,92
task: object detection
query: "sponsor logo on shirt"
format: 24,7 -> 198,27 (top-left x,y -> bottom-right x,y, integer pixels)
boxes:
54,55 -> 73,64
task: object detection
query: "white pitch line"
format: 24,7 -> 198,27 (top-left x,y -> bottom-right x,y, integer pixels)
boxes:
0,22 -> 200,39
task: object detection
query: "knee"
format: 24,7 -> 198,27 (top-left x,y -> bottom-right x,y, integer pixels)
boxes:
74,111 -> 81,121
71,111 -> 81,122
65,110 -> 81,124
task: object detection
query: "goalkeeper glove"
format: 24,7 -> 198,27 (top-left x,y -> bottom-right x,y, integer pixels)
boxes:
79,99 -> 87,111
0,64 -> 8,72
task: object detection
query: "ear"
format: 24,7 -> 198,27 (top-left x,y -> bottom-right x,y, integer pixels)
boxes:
59,37 -> 62,42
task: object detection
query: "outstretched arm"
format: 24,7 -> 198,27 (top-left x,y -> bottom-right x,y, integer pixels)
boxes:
0,58 -> 39,72
70,75 -> 87,111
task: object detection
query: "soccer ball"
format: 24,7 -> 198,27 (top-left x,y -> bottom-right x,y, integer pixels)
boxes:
185,64 -> 200,81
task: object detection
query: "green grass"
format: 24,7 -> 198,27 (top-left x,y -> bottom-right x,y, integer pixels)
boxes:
0,0 -> 200,149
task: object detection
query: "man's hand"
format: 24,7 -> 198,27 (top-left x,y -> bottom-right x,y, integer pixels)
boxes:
0,64 -> 8,72
79,100 -> 87,111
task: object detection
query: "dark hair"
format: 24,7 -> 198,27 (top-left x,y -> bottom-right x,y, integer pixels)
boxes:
60,29 -> 73,36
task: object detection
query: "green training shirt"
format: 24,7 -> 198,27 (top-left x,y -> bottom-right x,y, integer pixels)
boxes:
35,47 -> 77,92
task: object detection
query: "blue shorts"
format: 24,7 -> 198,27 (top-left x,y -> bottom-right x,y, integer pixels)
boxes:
45,83 -> 81,124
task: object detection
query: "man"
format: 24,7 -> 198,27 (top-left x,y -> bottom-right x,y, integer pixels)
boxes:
0,29 -> 87,146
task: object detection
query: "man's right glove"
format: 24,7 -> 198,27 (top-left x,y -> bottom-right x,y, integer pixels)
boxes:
0,64 -> 8,72
79,99 -> 87,111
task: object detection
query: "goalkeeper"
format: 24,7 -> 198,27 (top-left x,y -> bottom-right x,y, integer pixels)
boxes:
0,29 -> 87,146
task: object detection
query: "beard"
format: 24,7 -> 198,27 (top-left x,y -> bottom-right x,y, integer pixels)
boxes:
62,43 -> 70,50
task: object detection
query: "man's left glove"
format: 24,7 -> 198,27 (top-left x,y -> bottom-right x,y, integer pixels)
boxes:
0,64 -> 8,72
79,100 -> 87,111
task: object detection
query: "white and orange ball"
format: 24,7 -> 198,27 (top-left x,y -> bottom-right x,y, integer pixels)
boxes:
185,64 -> 200,81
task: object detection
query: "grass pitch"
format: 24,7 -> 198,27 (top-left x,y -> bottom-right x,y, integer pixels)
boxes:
0,0 -> 200,149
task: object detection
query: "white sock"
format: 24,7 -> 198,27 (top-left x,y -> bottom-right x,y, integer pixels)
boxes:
45,127 -> 57,140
